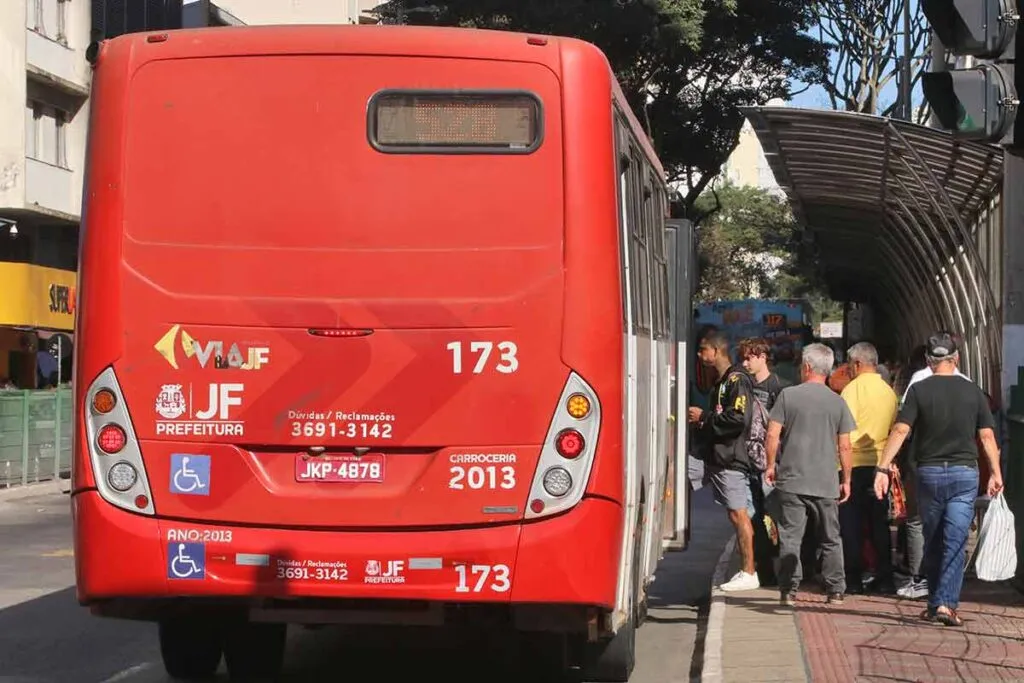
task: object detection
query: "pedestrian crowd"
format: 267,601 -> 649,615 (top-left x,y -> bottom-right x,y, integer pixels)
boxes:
688,328 -> 1005,625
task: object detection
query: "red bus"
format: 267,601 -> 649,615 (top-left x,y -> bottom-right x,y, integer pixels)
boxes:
72,25 -> 693,681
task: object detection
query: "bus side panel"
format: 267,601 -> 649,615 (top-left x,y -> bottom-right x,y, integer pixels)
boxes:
72,39 -> 133,494
557,42 -> 625,508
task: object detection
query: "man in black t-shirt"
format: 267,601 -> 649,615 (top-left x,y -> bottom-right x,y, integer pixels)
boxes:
874,333 -> 1003,627
740,339 -> 789,412
739,337 -> 790,587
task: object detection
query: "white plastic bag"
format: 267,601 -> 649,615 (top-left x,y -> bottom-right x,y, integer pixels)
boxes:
974,492 -> 1018,582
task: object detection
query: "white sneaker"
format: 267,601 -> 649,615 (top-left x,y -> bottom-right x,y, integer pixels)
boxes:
896,578 -> 928,600
719,571 -> 760,592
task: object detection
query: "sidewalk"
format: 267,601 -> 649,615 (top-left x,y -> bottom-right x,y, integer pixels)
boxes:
705,549 -> 1024,682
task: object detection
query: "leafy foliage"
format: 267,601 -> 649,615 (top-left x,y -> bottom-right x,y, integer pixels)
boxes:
373,0 -> 829,212
694,184 -> 842,322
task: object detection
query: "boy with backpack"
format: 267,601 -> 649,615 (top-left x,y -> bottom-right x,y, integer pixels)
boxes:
739,338 -> 789,587
688,332 -> 765,592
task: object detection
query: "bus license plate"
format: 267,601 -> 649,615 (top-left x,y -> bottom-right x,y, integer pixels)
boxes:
294,454 -> 385,483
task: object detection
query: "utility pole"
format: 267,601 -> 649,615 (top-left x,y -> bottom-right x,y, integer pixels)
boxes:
901,0 -> 912,120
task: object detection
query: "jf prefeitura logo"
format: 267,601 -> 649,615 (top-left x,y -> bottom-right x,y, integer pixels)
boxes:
154,325 -> 270,371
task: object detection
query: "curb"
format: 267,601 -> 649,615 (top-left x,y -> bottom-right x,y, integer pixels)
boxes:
0,480 -> 68,502
700,536 -> 736,683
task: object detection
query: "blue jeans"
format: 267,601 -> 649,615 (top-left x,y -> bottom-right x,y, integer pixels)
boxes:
917,464 -> 979,610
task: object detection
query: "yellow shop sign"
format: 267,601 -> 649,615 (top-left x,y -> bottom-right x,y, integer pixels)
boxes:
0,262 -> 77,331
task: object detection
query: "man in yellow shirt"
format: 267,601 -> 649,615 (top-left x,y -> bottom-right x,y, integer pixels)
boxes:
839,341 -> 899,594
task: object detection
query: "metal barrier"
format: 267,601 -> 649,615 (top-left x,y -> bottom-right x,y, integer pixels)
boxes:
0,388 -> 73,488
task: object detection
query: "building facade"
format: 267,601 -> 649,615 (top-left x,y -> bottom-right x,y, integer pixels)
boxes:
0,0 -> 89,387
182,0 -> 378,27
720,98 -> 784,195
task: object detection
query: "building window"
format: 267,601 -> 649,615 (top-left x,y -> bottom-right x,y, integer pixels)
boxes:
57,0 -> 68,43
26,99 -> 69,169
29,0 -> 69,45
24,102 -> 37,159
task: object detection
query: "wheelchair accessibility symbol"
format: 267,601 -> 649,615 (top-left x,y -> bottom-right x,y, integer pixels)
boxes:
167,542 -> 206,580
169,454 -> 211,496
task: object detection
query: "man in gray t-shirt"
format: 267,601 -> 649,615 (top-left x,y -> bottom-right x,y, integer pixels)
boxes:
765,343 -> 855,606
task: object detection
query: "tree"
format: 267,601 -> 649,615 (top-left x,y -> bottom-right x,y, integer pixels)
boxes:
693,183 -> 842,321
373,0 -> 829,213
815,0 -> 931,123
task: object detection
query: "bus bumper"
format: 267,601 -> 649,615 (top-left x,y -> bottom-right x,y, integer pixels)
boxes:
72,490 -> 621,610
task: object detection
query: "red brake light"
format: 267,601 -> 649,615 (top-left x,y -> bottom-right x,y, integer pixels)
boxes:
555,429 -> 585,459
308,328 -> 373,338
97,424 -> 127,454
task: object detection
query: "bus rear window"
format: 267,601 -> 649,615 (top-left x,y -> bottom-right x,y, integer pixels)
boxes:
369,91 -> 542,153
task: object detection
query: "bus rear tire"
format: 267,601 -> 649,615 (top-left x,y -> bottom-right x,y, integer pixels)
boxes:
223,622 -> 286,681
158,618 -> 223,680
583,499 -> 642,681
581,622 -> 636,682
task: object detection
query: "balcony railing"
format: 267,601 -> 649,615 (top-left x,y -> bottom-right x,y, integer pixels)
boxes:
25,157 -> 77,218
26,28 -> 89,91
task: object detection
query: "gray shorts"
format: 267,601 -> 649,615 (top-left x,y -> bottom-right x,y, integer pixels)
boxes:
709,467 -> 754,515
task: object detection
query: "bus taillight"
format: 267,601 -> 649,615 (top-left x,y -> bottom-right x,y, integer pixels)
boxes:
92,389 -> 117,414
566,393 -> 591,419
97,424 -> 127,454
555,429 -> 585,459
107,462 -> 138,491
83,368 -> 156,515
542,466 -> 573,497
525,372 -> 602,520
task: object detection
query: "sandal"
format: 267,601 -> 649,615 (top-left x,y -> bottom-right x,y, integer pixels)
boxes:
934,607 -> 963,627
919,607 -> 936,621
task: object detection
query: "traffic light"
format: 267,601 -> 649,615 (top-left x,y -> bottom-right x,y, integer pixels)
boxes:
920,0 -> 1020,145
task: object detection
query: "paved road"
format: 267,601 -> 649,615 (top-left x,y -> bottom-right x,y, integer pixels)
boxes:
0,485 -> 729,683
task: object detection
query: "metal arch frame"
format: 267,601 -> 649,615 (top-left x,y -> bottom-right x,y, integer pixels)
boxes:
890,124 -> 1001,387
882,191 -> 951,332
742,106 -> 1003,394
882,176 -> 989,386
888,181 -> 970,347
878,212 -> 947,340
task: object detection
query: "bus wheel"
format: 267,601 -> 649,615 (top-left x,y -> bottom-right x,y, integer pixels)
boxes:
519,631 -> 568,675
583,501 -> 642,681
223,622 -> 286,681
581,622 -> 636,682
158,618 -> 223,680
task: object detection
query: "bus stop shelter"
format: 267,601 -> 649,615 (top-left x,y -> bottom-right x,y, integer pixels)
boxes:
741,107 -> 1004,396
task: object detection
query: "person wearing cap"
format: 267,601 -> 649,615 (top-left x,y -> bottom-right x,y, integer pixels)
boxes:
873,333 -> 1003,627
900,331 -> 969,402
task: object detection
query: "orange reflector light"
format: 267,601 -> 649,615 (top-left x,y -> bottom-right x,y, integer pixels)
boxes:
566,394 -> 591,419
555,429 -> 585,459
97,424 -> 127,454
134,494 -> 149,509
92,389 -> 116,414
530,499 -> 545,514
